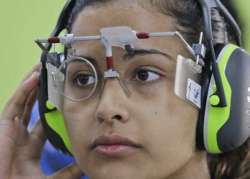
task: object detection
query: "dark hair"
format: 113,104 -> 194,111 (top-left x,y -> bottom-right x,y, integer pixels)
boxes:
49,0 -> 249,178
208,139 -> 250,179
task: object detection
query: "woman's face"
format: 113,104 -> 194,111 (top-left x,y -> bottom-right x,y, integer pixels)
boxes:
62,1 -> 199,179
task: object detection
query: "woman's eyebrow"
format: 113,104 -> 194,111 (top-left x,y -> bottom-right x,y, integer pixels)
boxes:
122,48 -> 173,61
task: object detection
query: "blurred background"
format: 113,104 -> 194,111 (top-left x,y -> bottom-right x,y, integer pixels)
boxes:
0,1 -> 65,110
0,0 -> 250,110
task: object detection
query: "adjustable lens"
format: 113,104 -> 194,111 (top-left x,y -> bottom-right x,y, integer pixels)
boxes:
53,56 -> 98,101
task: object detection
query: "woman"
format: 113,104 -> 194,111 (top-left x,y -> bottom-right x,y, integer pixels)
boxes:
0,0 -> 249,178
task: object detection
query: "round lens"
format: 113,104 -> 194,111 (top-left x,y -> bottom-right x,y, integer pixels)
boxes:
53,56 -> 98,101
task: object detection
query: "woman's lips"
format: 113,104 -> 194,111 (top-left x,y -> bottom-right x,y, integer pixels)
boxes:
91,134 -> 142,157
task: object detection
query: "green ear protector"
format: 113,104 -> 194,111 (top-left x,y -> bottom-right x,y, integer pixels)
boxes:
37,0 -> 250,155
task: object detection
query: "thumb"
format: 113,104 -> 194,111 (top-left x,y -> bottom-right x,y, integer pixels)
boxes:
47,164 -> 84,179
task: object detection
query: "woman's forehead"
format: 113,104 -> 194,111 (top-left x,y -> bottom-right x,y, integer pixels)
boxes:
71,1 -> 176,35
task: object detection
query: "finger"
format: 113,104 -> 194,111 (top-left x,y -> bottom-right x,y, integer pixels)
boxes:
11,119 -> 44,163
0,117 -> 20,177
27,120 -> 47,159
48,164 -> 84,179
0,63 -> 40,122
2,71 -> 39,121
22,87 -> 38,127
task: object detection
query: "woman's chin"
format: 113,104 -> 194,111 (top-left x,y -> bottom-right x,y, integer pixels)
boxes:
84,161 -> 145,179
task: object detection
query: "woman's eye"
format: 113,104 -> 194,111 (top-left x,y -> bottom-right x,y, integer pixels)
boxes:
135,69 -> 160,82
73,73 -> 96,87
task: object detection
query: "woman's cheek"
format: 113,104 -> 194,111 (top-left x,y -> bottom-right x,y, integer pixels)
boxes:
63,103 -> 94,151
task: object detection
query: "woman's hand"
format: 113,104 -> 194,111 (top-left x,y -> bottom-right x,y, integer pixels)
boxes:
0,64 -> 83,179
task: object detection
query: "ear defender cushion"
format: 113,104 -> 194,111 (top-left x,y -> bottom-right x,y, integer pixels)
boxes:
45,102 -> 73,153
38,60 -> 73,155
196,62 -> 212,150
203,44 -> 250,153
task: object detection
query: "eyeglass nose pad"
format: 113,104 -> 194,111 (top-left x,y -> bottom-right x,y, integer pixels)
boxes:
101,75 -> 131,98
102,68 -> 131,97
117,78 -> 131,97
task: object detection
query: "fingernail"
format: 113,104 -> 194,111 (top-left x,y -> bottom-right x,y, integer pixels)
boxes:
24,71 -> 39,84
31,71 -> 39,79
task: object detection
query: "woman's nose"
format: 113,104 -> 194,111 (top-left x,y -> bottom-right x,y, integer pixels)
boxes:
94,79 -> 130,124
